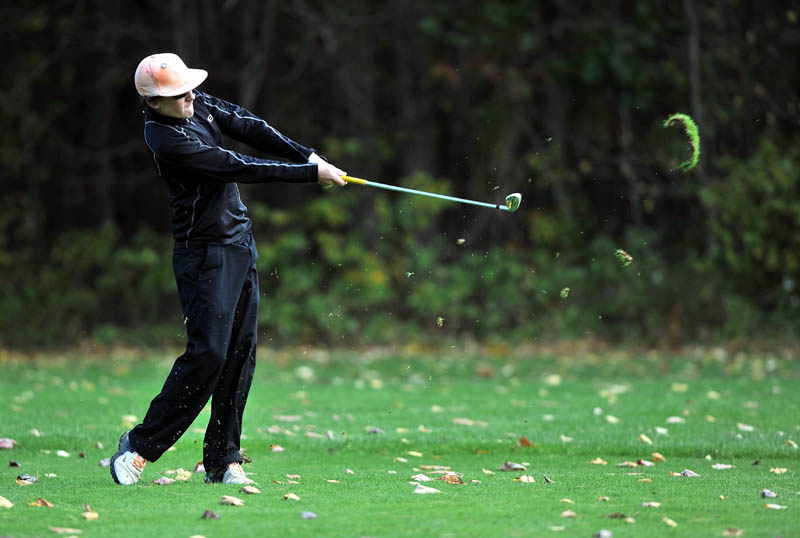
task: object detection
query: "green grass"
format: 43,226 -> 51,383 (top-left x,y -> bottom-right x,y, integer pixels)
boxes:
1,348 -> 798,537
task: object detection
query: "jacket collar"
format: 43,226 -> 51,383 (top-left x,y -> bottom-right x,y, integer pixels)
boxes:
143,107 -> 191,125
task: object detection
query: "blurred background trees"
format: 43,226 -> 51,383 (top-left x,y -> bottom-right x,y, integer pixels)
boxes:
1,0 -> 798,348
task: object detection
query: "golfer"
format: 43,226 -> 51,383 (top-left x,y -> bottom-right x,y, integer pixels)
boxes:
111,53 -> 346,485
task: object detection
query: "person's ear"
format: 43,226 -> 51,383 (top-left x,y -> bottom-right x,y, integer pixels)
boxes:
147,97 -> 160,109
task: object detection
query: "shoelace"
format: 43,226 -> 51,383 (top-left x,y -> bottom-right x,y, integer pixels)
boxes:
228,463 -> 246,479
132,454 -> 147,472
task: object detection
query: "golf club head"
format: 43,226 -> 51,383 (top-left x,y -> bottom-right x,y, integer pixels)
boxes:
504,193 -> 522,212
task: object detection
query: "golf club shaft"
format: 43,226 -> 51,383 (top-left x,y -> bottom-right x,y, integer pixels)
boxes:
341,175 -> 511,211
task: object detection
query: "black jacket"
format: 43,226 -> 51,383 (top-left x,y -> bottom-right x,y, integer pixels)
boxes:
143,91 -> 318,244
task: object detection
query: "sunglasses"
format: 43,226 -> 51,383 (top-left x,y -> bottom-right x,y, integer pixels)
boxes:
166,91 -> 190,100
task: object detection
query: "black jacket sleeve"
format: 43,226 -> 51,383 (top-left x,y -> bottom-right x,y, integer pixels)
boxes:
144,120 -> 319,184
196,91 -> 314,163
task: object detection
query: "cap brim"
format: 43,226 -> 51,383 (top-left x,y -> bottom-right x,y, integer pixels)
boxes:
162,68 -> 208,97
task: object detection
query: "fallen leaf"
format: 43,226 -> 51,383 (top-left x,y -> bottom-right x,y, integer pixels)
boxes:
560,498 -> 574,504
30,497 -> 54,507
655,426 -> 669,435
666,416 -> 686,424
153,476 -> 174,485
787,439 -> 798,449
174,468 -> 192,481
616,461 -> 638,467
326,479 -> 339,483
300,511 -> 317,519
498,461 -> 526,471
30,429 -> 43,437
560,434 -> 573,443
638,434 -> 653,445
411,473 -> 433,482
593,531 -> 613,538
706,415 -> 716,423
712,464 -> 734,470
48,527 -> 81,534
662,516 -> 678,527
519,436 -> 534,447
452,417 -> 488,427
286,474 -> 302,480
0,438 -> 18,449
220,495 -> 245,506
394,457 -> 408,463
605,415 -> 620,424
56,450 -> 70,458
637,460 -> 655,467
544,475 -> 554,484
638,478 -> 652,483
608,512 -> 626,519
241,486 -> 260,494
736,423 -> 754,432
671,383 -> 688,393
82,503 -> 99,520
764,503 -> 787,510
514,475 -> 535,483
407,451 -> 423,457
590,457 -> 608,465
642,502 -> 661,507
652,452 -> 667,462
0,496 -> 13,508
722,528 -> 744,537
560,509 -> 578,518
761,488 -> 778,498
549,526 -> 566,531
201,509 -> 220,519
346,468 -> 355,474
482,468 -> 495,475
271,444 -> 285,452
598,496 -> 610,502
412,484 -> 440,494
194,462 -> 205,473
441,473 -> 464,485
283,493 -> 300,501
679,469 -> 701,477
16,474 -> 38,486
769,468 -> 788,474
9,460 -> 20,467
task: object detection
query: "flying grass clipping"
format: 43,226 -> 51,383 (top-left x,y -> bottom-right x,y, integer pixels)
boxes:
663,113 -> 701,171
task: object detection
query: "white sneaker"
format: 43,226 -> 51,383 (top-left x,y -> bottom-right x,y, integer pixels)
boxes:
205,462 -> 255,485
110,432 -> 147,485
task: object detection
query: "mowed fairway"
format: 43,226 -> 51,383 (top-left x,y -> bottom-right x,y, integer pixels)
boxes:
0,349 -> 798,537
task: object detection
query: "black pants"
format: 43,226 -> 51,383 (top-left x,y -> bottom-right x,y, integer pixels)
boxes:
129,233 -> 259,469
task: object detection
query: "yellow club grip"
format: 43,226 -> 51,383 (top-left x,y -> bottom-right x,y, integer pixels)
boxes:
341,175 -> 367,185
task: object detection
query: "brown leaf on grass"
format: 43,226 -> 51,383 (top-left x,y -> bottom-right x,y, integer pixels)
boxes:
662,517 -> 678,527
241,486 -> 260,494
9,460 -> 20,467
786,440 -> 798,449
560,509 -> 578,518
0,496 -> 13,508
0,438 -> 18,449
652,452 -> 667,463
48,527 -> 81,534
514,475 -> 535,483
201,509 -> 221,519
590,457 -> 608,465
519,436 -> 534,447
722,528 -> 744,537
173,469 -> 192,481
82,503 -> 98,520
498,461 -> 526,471
220,495 -> 245,506
407,451 -> 423,457
764,503 -> 787,510
769,467 -> 788,474
440,473 -> 464,485
283,493 -> 300,501
638,434 -> 653,445
559,498 -> 574,504
29,497 -> 54,507
286,474 -> 302,480
638,478 -> 652,483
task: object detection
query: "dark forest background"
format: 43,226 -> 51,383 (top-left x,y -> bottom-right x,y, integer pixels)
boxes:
1,0 -> 798,349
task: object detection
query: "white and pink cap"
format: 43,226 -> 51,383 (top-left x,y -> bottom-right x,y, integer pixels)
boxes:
134,53 -> 207,97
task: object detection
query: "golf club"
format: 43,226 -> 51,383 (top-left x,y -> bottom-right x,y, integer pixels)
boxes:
339,175 -> 522,213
